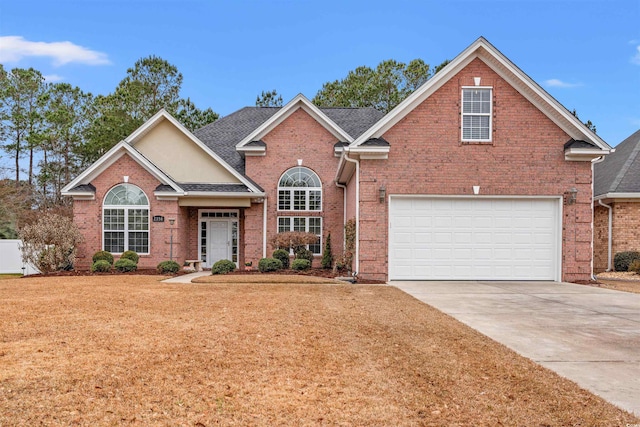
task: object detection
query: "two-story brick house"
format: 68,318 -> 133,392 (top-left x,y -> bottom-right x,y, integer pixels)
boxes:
62,37 -> 611,282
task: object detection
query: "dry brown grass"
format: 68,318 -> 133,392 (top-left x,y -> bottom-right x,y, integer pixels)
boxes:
1,276 -> 637,426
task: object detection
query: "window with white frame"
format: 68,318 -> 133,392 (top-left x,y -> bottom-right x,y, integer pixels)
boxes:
278,167 -> 322,211
103,184 -> 149,254
462,87 -> 492,141
278,217 -> 322,255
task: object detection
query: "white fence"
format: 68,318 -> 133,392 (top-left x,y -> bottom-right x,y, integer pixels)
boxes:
0,240 -> 39,275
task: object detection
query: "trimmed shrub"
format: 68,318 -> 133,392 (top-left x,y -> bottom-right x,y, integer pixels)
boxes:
629,260 -> 640,274
212,259 -> 236,275
157,260 -> 180,274
120,250 -> 139,264
258,257 -> 283,272
613,251 -> 640,272
272,249 -> 290,269
295,247 -> 313,263
92,250 -> 114,265
114,258 -> 137,272
91,260 -> 112,273
321,233 -> 333,269
291,258 -> 311,271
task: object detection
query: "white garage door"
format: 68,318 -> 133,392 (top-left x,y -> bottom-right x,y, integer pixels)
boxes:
389,197 -> 560,281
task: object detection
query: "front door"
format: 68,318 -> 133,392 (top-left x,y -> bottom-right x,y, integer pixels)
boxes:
209,220 -> 230,265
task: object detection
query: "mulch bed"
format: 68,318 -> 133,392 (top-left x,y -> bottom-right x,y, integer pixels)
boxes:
22,267 -> 385,284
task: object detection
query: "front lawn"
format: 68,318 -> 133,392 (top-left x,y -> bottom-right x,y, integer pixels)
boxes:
0,276 -> 636,425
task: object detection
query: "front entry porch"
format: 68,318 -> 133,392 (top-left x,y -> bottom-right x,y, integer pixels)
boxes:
198,210 -> 239,268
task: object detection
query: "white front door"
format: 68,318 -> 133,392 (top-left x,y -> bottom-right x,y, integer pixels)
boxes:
209,220 -> 230,265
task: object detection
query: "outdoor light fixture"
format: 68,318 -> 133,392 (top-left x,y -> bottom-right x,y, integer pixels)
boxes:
566,187 -> 578,205
379,185 -> 386,203
168,218 -> 176,260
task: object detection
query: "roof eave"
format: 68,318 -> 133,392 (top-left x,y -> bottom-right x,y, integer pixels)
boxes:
564,148 -> 610,162
594,192 -> 640,201
61,191 -> 95,200
182,191 -> 266,198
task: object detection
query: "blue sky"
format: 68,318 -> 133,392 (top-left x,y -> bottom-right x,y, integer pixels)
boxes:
0,0 -> 639,148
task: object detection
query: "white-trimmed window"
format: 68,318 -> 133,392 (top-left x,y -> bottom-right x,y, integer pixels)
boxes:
103,184 -> 149,254
278,217 -> 322,255
278,167 -> 322,211
462,87 -> 492,141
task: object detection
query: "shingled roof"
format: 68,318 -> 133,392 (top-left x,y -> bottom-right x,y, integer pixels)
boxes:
594,129 -> 640,197
194,106 -> 384,174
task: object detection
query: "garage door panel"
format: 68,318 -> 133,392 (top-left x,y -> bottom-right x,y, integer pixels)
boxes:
389,197 -> 559,280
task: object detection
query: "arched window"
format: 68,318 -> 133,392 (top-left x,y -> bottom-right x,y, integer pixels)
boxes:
278,167 -> 322,211
103,184 -> 150,254
277,167 -> 322,254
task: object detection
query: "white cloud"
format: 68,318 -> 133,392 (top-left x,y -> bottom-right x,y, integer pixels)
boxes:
0,36 -> 110,66
631,44 -> 640,65
543,79 -> 582,88
43,74 -> 64,82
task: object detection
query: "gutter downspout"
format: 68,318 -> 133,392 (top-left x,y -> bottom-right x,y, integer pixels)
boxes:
335,182 -> 347,234
263,196 -> 268,258
598,199 -> 613,272
342,151 -> 360,275
591,155 -> 609,280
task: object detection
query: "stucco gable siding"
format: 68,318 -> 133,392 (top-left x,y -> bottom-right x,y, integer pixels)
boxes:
135,119 -> 241,184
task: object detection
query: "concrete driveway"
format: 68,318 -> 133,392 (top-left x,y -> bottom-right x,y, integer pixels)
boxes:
392,281 -> 640,416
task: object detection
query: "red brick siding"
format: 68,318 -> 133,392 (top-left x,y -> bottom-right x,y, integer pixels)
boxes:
358,58 -> 593,281
593,204 -> 610,272
72,154 -> 185,269
594,202 -> 640,272
244,108 -> 345,266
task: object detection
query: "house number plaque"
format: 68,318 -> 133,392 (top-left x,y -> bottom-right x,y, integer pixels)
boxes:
153,216 -> 165,222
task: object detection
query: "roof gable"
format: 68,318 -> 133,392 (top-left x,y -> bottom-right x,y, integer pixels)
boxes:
133,117 -> 241,184
351,37 -> 611,152
63,110 -> 265,197
236,94 -> 353,149
594,129 -> 640,197
61,141 -> 183,196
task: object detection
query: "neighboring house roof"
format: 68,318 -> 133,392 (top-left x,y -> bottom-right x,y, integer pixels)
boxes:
594,129 -> 640,198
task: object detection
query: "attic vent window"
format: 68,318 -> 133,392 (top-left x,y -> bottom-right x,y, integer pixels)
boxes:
462,87 -> 492,142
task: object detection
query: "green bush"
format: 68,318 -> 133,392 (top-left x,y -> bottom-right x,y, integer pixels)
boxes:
291,259 -> 311,271
629,260 -> 640,274
295,247 -> 313,263
212,259 -> 236,275
613,251 -> 640,271
258,257 -> 283,272
272,249 -> 290,269
321,233 -> 333,269
92,250 -> 114,265
91,260 -> 112,273
114,258 -> 137,272
157,260 -> 180,274
120,250 -> 139,264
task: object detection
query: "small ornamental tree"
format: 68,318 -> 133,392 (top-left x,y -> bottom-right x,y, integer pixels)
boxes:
19,213 -> 84,274
270,231 -> 318,253
321,233 -> 333,269
343,218 -> 356,272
